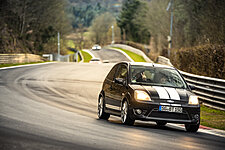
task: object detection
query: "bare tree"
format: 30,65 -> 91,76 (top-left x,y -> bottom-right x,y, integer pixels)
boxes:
89,12 -> 116,45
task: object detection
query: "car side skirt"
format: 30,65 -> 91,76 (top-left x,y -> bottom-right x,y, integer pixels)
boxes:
105,107 -> 121,116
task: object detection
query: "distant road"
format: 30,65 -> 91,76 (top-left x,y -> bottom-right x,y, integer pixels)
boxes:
0,60 -> 224,149
90,48 -> 130,62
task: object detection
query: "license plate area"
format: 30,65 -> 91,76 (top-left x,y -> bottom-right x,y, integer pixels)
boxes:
159,106 -> 183,113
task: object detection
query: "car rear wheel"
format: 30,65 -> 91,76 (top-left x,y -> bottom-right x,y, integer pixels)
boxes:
98,96 -> 110,120
185,123 -> 200,132
156,121 -> 167,126
121,100 -> 135,125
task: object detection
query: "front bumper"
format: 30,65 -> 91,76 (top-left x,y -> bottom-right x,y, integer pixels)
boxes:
130,102 -> 200,124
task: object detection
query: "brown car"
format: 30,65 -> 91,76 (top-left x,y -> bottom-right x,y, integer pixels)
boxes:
98,62 -> 200,132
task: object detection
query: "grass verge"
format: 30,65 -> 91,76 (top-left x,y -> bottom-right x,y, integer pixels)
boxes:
200,105 -> 225,130
67,50 -> 75,55
80,50 -> 92,62
0,61 -> 48,68
66,40 -> 76,55
112,47 -> 146,62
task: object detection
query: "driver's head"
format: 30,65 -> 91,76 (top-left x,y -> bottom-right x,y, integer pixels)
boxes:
160,76 -> 167,83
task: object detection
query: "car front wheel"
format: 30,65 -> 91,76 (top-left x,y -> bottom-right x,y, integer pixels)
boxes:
98,96 -> 110,120
121,100 -> 135,125
185,123 -> 200,132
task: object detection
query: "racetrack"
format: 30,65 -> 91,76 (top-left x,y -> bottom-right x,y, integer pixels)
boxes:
90,48 -> 130,62
0,49 -> 225,150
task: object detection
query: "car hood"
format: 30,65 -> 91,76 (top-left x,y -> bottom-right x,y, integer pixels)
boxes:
130,85 -> 193,103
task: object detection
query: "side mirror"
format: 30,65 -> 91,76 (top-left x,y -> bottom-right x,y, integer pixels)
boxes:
189,85 -> 196,90
115,78 -> 125,85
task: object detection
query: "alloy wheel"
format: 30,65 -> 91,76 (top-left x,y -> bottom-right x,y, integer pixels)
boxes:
121,101 -> 128,123
98,97 -> 103,118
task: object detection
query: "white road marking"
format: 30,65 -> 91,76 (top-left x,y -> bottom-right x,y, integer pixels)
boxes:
0,62 -> 56,70
168,123 -> 225,138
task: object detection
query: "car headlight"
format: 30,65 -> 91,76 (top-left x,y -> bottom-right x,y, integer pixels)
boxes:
134,90 -> 151,101
188,95 -> 199,105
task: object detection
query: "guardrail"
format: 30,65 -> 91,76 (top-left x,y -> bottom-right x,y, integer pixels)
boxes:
156,56 -> 225,111
156,56 -> 173,66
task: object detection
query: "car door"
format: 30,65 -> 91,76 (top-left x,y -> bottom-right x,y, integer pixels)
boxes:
112,64 -> 128,108
104,64 -> 119,106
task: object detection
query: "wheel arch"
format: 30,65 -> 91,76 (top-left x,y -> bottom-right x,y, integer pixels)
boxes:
121,92 -> 132,107
99,90 -> 105,100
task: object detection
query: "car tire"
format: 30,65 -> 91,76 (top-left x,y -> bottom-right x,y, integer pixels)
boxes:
98,96 -> 110,120
185,123 -> 200,132
121,100 -> 135,125
156,121 -> 167,126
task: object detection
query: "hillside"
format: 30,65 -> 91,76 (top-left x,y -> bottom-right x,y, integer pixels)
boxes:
67,0 -> 122,28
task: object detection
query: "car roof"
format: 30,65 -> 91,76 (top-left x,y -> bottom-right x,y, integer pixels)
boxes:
118,62 -> 174,69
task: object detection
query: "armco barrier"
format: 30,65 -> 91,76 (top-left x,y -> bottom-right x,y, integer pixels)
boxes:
156,56 -> 225,111
180,70 -> 225,110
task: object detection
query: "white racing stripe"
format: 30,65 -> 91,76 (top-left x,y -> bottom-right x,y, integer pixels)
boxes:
164,87 -> 180,100
153,86 -> 170,99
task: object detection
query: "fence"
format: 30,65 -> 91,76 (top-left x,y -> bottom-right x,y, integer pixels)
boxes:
156,56 -> 225,111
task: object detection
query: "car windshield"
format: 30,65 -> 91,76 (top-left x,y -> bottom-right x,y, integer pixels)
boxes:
130,65 -> 187,89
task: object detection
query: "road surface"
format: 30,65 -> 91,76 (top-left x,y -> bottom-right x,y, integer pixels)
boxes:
90,48 -> 130,62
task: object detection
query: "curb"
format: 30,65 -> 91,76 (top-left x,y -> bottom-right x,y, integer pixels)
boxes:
78,51 -> 84,63
169,123 -> 225,137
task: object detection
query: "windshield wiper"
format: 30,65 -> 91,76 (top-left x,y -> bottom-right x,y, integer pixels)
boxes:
159,85 -> 186,89
131,82 -> 154,86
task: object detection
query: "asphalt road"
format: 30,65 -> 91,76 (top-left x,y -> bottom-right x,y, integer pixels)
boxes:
0,50 -> 224,150
90,48 -> 130,62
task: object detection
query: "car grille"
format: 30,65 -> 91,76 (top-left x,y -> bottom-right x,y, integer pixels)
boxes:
148,111 -> 190,120
152,99 -> 187,105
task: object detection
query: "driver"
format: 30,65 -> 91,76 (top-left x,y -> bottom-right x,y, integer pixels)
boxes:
134,71 -> 147,82
159,76 -> 173,86
160,76 -> 168,84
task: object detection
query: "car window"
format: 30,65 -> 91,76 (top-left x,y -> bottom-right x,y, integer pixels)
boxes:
106,65 -> 118,81
115,64 -> 128,80
130,65 -> 187,88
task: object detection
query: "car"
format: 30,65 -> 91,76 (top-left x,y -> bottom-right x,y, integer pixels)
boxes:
102,60 -> 109,63
97,62 -> 200,132
89,58 -> 101,64
92,45 -> 101,50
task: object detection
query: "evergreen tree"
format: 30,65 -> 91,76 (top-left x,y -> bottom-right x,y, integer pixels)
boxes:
117,0 -> 150,44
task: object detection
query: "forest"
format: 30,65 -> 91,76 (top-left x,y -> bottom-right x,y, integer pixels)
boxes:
118,0 -> 225,50
0,0 -> 73,54
116,0 -> 225,79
